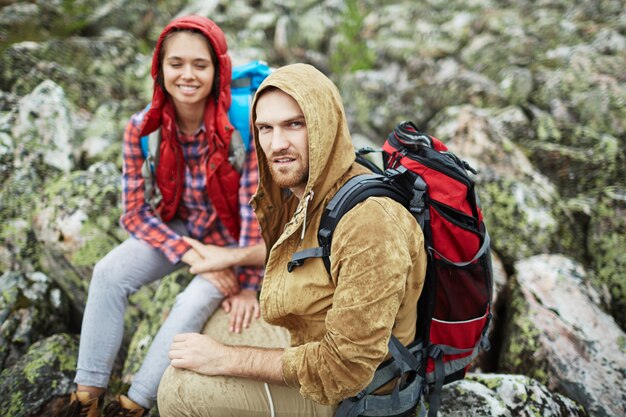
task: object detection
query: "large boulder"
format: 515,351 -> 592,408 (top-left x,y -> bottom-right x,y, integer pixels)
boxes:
0,333 -> 78,417
499,254 -> 625,417
439,373 -> 588,416
0,32 -> 148,113
0,271 -> 71,370
587,186 -> 626,330
32,162 -> 124,316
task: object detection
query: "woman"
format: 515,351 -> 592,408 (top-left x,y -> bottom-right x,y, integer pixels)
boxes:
61,15 -> 265,417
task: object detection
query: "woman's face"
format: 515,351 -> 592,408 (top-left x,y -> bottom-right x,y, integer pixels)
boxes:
161,31 -> 216,112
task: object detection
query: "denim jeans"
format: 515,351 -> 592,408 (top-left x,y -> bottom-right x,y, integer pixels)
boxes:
75,220 -> 224,409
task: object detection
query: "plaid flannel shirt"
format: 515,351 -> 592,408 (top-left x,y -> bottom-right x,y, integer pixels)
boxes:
120,112 -> 263,290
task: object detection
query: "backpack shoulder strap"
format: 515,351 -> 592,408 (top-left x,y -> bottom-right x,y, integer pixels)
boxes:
229,60 -> 272,151
287,173 -> 408,273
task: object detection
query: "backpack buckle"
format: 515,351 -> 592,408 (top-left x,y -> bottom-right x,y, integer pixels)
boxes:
287,259 -> 303,273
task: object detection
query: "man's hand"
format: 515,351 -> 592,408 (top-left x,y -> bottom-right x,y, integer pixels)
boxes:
221,289 -> 260,333
199,269 -> 240,297
183,237 -> 237,273
169,333 -> 228,375
168,333 -> 285,384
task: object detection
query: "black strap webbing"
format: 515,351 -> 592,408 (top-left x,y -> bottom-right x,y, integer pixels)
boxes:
288,174 -> 408,273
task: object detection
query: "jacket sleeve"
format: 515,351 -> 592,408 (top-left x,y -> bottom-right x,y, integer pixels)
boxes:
119,115 -> 190,263
236,143 -> 264,290
281,198 -> 422,405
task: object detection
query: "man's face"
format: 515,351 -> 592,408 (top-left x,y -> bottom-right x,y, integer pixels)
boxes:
255,89 -> 309,198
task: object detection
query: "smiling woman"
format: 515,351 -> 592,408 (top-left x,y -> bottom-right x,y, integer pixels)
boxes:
160,31 -> 217,132
58,15 -> 267,417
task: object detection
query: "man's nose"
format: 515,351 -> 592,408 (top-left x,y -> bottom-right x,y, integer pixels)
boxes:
270,129 -> 290,152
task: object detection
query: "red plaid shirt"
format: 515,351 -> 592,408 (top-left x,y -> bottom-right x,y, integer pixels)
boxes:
120,111 -> 263,290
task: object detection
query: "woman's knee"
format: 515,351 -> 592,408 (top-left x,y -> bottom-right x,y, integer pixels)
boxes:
89,254 -> 139,302
173,280 -> 222,316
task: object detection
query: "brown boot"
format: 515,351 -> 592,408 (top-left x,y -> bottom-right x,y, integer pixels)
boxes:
62,391 -> 102,417
102,395 -> 146,417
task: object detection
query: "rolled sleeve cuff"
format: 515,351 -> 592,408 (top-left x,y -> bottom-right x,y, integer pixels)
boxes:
165,238 -> 192,264
238,267 -> 263,291
282,346 -> 302,388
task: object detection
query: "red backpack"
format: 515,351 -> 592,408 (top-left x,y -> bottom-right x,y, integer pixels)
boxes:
288,121 -> 493,417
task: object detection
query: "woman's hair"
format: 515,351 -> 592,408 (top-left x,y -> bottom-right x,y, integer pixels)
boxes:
156,28 -> 220,102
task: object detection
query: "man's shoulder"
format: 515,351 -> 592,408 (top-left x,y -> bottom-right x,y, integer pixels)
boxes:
335,196 -> 418,242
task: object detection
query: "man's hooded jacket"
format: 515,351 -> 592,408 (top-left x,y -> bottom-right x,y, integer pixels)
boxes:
250,64 -> 427,405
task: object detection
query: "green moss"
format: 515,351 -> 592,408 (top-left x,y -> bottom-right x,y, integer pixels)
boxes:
22,335 -> 75,384
482,376 -> 503,391
70,223 -> 119,268
481,178 -> 557,265
500,279 -> 551,385
588,187 -> 626,329
617,335 -> 625,352
5,391 -> 23,415
329,0 -> 375,74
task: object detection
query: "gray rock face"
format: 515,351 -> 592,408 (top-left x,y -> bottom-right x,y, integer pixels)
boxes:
0,333 -> 78,417
500,255 -> 625,417
440,373 -> 589,417
0,271 -> 71,370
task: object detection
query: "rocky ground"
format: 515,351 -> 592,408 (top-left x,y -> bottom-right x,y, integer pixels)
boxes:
0,0 -> 624,416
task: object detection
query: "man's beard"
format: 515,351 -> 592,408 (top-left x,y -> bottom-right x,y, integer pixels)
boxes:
267,159 -> 309,190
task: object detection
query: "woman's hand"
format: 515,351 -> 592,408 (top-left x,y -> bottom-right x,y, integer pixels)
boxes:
199,269 -> 240,297
221,289 -> 260,333
183,237 -> 236,273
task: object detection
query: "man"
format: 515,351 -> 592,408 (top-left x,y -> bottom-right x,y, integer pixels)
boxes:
158,63 -> 426,416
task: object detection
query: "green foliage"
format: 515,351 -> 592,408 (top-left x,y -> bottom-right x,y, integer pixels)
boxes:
330,0 -> 376,74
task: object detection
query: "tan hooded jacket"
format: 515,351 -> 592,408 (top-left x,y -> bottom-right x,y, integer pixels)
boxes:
250,64 -> 426,405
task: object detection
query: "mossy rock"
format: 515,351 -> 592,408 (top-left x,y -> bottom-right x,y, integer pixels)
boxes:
32,162 -> 124,315
440,373 -> 589,416
0,333 -> 78,417
497,277 -> 550,384
479,177 -> 559,266
0,33 -> 146,112
0,271 -> 72,370
588,186 -> 626,330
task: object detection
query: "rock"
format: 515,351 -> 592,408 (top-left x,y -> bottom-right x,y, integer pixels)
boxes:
500,254 -> 626,417
32,162 -> 124,316
0,271 -> 72,370
0,32 -> 148,113
439,373 -> 589,416
588,186 -> 626,330
0,333 -> 78,417
11,80 -> 75,173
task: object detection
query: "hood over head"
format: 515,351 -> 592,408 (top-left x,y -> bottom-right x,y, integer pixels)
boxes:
251,64 -> 355,213
139,15 -> 233,142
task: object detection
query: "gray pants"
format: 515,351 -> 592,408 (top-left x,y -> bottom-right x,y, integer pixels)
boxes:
75,220 -> 223,409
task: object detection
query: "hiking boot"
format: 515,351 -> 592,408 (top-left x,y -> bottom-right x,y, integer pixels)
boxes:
102,395 -> 146,417
62,391 -> 101,417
